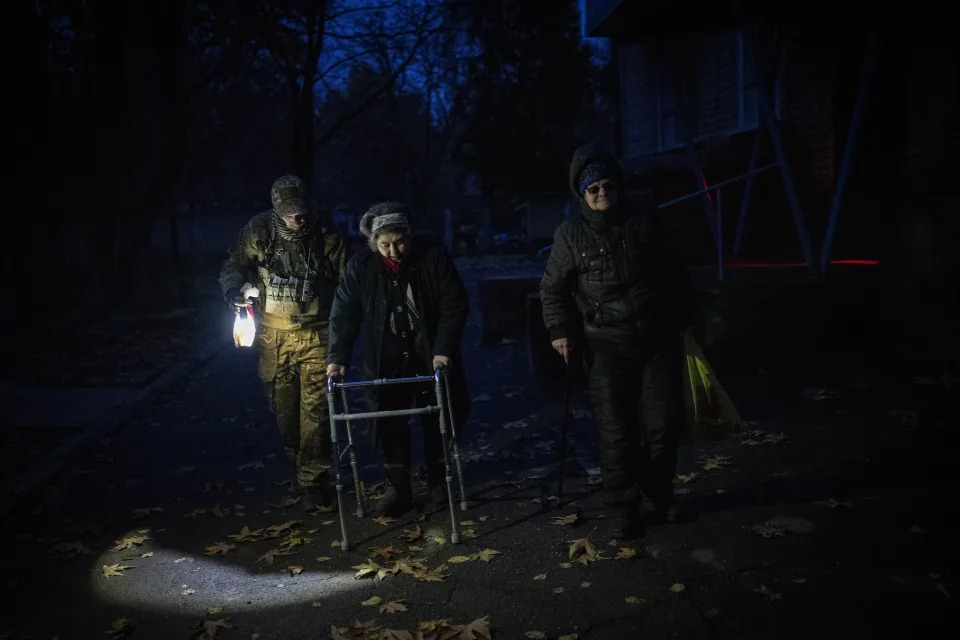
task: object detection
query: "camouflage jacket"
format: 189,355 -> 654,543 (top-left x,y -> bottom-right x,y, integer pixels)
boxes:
219,211 -> 345,330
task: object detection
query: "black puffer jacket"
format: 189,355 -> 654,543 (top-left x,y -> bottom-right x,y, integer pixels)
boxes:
540,144 -> 693,352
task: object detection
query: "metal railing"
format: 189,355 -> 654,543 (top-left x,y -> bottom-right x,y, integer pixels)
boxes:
657,162 -> 780,282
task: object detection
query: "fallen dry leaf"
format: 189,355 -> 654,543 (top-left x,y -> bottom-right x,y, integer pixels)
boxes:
473,549 -> 500,563
131,506 -> 163,520
111,535 -> 149,552
800,387 -> 836,401
50,540 -> 94,559
929,573 -> 954,599
264,520 -> 301,538
102,563 -> 132,577
699,455 -> 732,471
449,615 -> 492,640
278,532 -> 308,549
416,564 -> 449,582
287,565 -> 303,576
373,516 -> 395,526
614,547 -> 637,560
369,545 -> 401,560
193,617 -> 234,640
550,513 -> 580,526
751,523 -> 787,538
402,526 -> 423,542
330,622 -> 372,640
186,504 -> 231,518
256,547 -> 295,565
670,583 -> 686,593
567,536 -> 602,565
267,496 -> 302,509
448,555 -> 473,564
361,595 -> 382,607
818,498 -> 853,508
753,584 -> 783,602
352,560 -> 383,579
379,599 -> 408,614
205,541 -> 237,556
674,472 -> 699,484
227,526 -> 264,543
310,503 -> 336,513
532,573 -> 547,581
105,616 -> 133,639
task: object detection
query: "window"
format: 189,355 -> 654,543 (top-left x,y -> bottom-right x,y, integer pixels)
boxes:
657,66 -> 688,151
651,31 -> 781,152
738,31 -> 781,129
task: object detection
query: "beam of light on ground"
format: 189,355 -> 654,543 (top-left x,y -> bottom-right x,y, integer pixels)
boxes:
91,547 -> 367,612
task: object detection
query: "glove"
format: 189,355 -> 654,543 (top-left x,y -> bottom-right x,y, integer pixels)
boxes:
224,287 -> 247,309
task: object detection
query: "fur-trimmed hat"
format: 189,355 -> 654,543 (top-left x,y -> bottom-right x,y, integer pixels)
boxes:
359,202 -> 413,238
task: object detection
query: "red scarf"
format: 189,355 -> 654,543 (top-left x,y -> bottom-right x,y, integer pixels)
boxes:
380,254 -> 401,275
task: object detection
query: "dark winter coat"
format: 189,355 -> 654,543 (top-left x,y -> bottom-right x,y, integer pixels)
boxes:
328,242 -> 471,430
540,144 -> 694,353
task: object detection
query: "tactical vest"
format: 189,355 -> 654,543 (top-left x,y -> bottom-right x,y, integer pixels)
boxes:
251,222 -> 337,329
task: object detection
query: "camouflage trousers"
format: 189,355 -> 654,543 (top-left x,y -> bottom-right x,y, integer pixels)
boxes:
256,326 -> 332,490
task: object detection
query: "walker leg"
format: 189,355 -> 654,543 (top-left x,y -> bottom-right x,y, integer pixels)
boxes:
443,375 -> 468,511
435,371 -> 461,544
328,377 -> 350,551
341,387 -> 365,518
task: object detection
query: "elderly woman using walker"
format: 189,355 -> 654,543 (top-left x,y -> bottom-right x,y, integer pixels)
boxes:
326,203 -> 471,517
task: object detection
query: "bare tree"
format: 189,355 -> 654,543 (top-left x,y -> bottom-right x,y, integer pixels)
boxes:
252,0 -> 448,186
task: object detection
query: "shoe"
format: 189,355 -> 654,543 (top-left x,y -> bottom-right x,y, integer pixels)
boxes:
374,464 -> 413,517
425,460 -> 451,507
609,512 -> 643,540
428,483 -> 449,506
607,504 -> 643,540
288,473 -> 302,494
301,485 -> 334,512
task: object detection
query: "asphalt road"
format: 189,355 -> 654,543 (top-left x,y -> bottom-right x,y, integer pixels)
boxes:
1,260 -> 956,640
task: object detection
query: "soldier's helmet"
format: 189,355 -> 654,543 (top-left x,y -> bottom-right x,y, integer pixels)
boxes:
270,175 -> 309,216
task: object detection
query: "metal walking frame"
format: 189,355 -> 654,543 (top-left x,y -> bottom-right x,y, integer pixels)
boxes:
326,365 -> 467,551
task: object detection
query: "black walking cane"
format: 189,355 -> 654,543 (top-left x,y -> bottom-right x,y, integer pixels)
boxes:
555,349 -> 573,506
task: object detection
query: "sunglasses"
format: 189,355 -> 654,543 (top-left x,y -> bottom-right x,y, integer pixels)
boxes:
585,182 -> 618,195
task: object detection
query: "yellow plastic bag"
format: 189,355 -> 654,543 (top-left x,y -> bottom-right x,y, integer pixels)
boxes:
682,331 -> 742,440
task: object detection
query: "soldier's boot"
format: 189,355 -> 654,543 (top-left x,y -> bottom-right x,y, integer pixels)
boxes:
425,459 -> 449,506
288,473 -> 302,494
374,464 -> 413,517
300,471 -> 334,512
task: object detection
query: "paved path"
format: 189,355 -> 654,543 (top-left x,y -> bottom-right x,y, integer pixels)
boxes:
2,260 -> 955,639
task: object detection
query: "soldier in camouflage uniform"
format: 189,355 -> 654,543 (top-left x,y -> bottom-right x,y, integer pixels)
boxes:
219,175 -> 345,510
